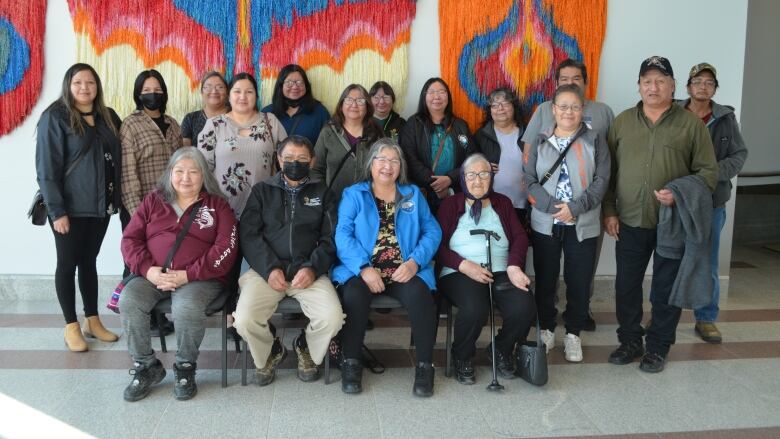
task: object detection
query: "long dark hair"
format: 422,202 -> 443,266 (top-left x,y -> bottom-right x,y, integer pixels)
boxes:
228,72 -> 259,112
45,63 -> 117,136
332,84 -> 380,141
269,64 -> 319,119
415,77 -> 454,127
481,87 -> 523,129
132,69 -> 169,114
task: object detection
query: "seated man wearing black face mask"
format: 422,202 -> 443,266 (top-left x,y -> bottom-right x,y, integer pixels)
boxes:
234,135 -> 344,386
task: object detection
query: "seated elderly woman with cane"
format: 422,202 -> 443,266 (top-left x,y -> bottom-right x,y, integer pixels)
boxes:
436,153 -> 535,386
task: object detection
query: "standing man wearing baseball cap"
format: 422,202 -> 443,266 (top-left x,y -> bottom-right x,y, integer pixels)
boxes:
678,63 -> 748,344
603,56 -> 718,372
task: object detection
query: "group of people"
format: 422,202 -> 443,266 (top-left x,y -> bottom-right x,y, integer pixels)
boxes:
34,54 -> 747,402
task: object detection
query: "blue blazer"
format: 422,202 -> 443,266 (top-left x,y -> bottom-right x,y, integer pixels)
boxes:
333,181 -> 442,291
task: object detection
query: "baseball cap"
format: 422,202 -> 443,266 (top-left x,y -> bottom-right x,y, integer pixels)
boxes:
689,62 -> 717,80
639,56 -> 674,78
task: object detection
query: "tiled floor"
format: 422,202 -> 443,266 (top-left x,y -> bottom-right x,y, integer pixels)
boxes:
1,244 -> 779,439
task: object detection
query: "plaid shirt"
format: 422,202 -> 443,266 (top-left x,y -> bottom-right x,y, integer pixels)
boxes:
120,111 -> 182,215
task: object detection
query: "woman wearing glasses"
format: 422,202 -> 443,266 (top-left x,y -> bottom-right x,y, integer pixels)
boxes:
311,84 -> 381,198
437,153 -> 534,384
400,77 -> 475,214
369,81 -> 405,142
181,72 -> 229,146
523,84 -> 610,363
333,139 -> 441,397
474,87 -> 528,228
262,64 -> 330,146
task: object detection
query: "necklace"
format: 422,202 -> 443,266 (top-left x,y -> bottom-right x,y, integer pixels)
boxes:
79,111 -> 94,117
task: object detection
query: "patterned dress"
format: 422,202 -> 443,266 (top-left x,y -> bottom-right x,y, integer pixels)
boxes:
371,197 -> 403,284
197,112 -> 287,218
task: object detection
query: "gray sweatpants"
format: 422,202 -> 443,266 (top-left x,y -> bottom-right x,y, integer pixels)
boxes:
119,276 -> 222,365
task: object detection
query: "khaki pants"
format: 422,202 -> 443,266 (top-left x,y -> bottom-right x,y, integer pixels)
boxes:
234,269 -> 344,367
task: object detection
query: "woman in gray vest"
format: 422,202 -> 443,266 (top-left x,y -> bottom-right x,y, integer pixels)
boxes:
523,84 -> 610,363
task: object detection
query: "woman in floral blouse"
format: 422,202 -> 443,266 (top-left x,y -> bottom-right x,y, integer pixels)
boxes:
197,72 -> 287,218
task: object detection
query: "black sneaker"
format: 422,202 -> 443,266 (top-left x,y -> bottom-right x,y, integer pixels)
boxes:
452,357 -> 475,385
173,362 -> 197,400
123,359 -> 166,402
608,340 -> 645,365
341,358 -> 363,394
639,352 -> 666,373
293,333 -> 320,382
413,362 -> 435,397
256,337 -> 287,386
486,344 -> 516,379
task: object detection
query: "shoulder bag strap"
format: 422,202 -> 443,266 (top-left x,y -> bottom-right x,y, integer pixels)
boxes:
430,122 -> 453,174
263,112 -> 275,147
162,199 -> 203,272
329,143 -> 358,190
539,128 -> 585,186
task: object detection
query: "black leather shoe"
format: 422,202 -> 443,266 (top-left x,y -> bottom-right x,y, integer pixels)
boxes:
639,352 -> 666,373
486,344 -> 516,379
341,358 -> 363,394
452,357 -> 475,385
413,362 -> 435,397
608,340 -> 644,365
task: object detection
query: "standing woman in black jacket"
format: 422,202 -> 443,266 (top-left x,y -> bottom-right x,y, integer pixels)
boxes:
474,87 -> 528,227
399,77 -> 476,213
36,63 -> 122,352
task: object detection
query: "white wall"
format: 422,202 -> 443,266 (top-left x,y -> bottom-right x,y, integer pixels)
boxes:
0,0 -> 749,276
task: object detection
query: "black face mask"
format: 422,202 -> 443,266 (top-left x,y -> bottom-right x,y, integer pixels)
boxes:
284,97 -> 302,108
283,161 -> 310,181
140,93 -> 165,111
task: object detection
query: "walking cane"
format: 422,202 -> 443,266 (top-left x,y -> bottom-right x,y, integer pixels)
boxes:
470,229 -> 504,392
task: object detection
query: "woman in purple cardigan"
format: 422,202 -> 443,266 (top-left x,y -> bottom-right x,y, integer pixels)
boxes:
436,153 -> 535,385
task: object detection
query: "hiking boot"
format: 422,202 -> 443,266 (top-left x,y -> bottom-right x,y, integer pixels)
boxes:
413,362 -> 435,397
486,344 -> 516,379
608,340 -> 644,365
293,333 -> 320,382
341,358 -> 363,394
695,322 -> 722,344
173,362 -> 197,400
452,357 -> 475,385
256,337 -> 287,386
639,351 -> 666,373
124,359 -> 166,402
564,333 -> 583,363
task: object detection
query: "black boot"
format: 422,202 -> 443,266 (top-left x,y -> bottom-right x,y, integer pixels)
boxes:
452,357 -> 475,385
124,359 -> 166,402
486,343 -> 516,379
413,362 -> 435,397
173,362 -> 197,400
341,358 -> 363,394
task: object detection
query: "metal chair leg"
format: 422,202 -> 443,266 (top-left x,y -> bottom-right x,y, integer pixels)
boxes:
445,303 -> 453,377
221,306 -> 228,388
324,344 -> 331,385
157,310 -> 167,353
241,339 -> 248,386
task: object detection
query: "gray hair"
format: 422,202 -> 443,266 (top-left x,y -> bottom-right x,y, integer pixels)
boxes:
157,147 -> 224,203
462,153 -> 491,173
362,137 -> 408,184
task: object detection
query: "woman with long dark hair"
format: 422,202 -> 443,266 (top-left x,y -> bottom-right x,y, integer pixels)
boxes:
36,63 -> 122,351
181,71 -> 229,146
262,64 -> 330,145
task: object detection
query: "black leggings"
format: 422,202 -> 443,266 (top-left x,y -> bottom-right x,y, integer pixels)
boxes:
51,216 -> 110,324
440,272 -> 536,360
341,276 -> 436,363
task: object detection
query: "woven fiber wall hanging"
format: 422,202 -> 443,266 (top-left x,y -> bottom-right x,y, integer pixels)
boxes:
439,0 -> 607,131
68,0 -> 416,120
0,1 -> 46,137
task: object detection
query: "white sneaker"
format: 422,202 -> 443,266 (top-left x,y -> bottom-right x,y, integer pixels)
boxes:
540,329 -> 555,354
564,333 -> 583,362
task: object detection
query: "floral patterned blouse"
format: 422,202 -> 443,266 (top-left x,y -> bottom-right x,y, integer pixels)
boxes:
197,112 -> 287,218
371,197 -> 403,284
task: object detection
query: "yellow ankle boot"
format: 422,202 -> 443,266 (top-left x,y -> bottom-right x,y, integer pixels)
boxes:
64,322 -> 88,352
83,316 -> 119,342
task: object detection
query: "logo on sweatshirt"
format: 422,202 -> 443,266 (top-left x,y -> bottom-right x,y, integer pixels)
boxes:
400,200 -> 415,213
195,206 -> 215,229
303,196 -> 322,207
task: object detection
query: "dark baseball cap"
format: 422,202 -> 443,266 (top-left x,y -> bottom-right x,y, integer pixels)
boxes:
689,62 -> 717,80
639,56 -> 674,78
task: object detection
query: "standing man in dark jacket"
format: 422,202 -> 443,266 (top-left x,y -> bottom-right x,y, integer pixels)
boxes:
603,56 -> 717,373
678,63 -> 748,343
233,135 -> 344,386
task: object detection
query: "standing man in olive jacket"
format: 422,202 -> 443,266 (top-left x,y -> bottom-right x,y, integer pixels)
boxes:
233,135 -> 344,386
603,56 -> 717,373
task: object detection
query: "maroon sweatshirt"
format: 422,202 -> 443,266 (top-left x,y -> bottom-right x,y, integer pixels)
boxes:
121,190 -> 238,284
436,192 -> 529,272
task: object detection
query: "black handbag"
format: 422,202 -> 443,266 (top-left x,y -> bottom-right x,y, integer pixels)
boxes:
516,317 -> 549,386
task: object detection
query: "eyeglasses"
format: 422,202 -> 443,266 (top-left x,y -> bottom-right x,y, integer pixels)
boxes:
554,103 -> 583,113
281,156 -> 311,163
464,171 -> 491,181
490,101 -> 511,110
371,95 -> 393,103
344,97 -> 367,106
690,79 -> 716,88
202,85 -> 226,92
283,79 -> 304,88
426,89 -> 448,97
373,156 -> 401,167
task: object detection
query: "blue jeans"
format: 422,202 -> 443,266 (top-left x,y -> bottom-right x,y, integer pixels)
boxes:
694,207 -> 727,323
